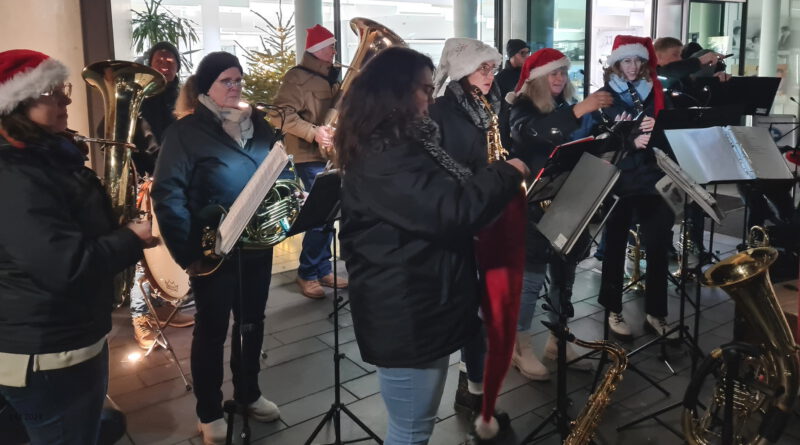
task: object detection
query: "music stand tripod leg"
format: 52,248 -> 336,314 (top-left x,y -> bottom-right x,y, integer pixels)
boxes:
305,226 -> 383,445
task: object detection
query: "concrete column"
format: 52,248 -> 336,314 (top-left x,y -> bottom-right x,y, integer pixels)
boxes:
295,0 -> 323,63
758,0 -> 781,76
508,0 -> 528,41
201,0 -> 221,55
454,0 -> 478,38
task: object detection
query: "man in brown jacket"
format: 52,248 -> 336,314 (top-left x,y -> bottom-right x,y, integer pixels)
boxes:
270,24 -> 347,299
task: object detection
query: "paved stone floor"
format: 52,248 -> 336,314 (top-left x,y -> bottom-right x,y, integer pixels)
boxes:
100,230 -> 800,445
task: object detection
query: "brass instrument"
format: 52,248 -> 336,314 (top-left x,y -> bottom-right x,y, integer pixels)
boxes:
320,18 -> 406,162
191,151 -> 304,277
746,225 -> 770,248
471,86 -> 509,163
565,336 -> 628,445
625,225 -> 645,291
673,218 -> 699,279
82,60 -> 166,307
682,247 -> 800,444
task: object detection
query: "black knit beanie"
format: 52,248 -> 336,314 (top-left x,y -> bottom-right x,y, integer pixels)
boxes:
195,51 -> 243,94
506,39 -> 530,58
148,41 -> 182,72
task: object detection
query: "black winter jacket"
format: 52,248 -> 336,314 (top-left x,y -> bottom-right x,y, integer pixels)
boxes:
340,124 -> 523,367
0,136 -> 143,354
509,97 -> 584,264
428,89 -> 491,172
151,104 -> 278,269
589,85 -> 664,197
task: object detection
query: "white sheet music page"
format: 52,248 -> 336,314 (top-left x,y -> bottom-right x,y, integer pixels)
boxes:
665,127 -> 750,183
727,126 -> 794,180
215,144 -> 289,256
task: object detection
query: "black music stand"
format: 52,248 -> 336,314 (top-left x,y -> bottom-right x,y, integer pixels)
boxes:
690,76 -> 781,116
287,170 -> 382,445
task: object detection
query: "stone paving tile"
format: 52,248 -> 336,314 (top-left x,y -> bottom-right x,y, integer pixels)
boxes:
270,318 -> 336,344
277,386 -> 358,426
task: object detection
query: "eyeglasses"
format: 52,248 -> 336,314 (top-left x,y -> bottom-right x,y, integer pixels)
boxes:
219,78 -> 244,89
476,64 -> 498,77
41,82 -> 72,99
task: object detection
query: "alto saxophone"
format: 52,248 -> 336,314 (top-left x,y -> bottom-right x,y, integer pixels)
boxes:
471,86 -> 509,163
565,336 -> 628,445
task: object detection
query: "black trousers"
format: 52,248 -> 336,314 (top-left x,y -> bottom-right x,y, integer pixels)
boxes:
598,195 -> 674,317
189,250 -> 273,423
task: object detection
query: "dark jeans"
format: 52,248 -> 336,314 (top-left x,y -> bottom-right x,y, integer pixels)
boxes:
190,250 -> 272,422
598,195 -> 674,317
295,162 -> 334,280
0,344 -> 109,445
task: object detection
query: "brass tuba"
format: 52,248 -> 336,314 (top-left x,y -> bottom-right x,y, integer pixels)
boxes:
320,18 -> 406,162
682,247 -> 800,444
83,61 -> 166,306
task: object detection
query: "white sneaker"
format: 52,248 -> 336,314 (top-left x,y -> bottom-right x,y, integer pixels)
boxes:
512,335 -> 549,381
198,418 -> 227,445
608,312 -> 632,338
645,314 -> 679,341
248,395 -> 281,422
544,333 -> 593,371
579,256 -> 603,274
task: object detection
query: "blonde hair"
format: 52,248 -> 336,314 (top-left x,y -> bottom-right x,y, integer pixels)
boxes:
519,68 -> 576,114
603,59 -> 651,83
174,75 -> 198,119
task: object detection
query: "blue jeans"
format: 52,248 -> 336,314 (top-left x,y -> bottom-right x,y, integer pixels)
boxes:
517,264 -> 548,331
295,162 -> 333,280
129,266 -> 164,318
377,356 -> 450,445
0,344 -> 109,445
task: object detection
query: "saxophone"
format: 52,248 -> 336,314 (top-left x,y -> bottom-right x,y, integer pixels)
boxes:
471,86 -> 509,163
564,336 -> 629,445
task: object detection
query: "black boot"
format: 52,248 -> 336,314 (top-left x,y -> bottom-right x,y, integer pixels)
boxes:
453,371 -> 482,416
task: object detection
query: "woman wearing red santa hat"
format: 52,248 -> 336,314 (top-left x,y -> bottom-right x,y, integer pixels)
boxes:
506,48 -> 613,380
0,49 -> 154,444
589,35 -> 677,341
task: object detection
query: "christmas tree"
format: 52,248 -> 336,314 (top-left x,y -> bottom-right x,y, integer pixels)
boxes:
240,5 -> 296,104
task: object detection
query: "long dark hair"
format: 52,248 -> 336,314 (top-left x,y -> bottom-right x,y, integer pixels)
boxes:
335,47 -> 434,169
0,101 -> 49,143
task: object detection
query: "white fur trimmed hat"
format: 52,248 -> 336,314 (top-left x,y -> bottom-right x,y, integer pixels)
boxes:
433,38 -> 502,97
505,48 -> 570,104
0,49 -> 68,116
605,35 -> 650,66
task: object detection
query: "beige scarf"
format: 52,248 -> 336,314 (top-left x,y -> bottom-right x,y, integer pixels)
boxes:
198,94 -> 254,147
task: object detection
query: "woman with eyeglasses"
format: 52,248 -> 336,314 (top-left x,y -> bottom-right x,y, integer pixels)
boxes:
0,50 -> 154,445
151,52 -> 282,445
426,38 -> 509,419
336,46 -> 528,445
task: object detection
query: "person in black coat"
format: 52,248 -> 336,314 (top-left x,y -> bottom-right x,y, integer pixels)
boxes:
335,47 -> 528,445
506,48 -> 613,380
495,39 -> 530,150
151,52 -> 282,445
427,37 -> 507,417
588,36 -> 677,341
0,49 -> 152,445
653,37 -> 726,96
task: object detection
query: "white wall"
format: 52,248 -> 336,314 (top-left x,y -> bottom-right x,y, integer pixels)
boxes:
0,0 -> 90,136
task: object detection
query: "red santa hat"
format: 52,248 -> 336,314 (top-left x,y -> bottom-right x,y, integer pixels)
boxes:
305,25 -> 336,53
607,35 -> 664,116
505,48 -> 570,104
0,49 -> 68,116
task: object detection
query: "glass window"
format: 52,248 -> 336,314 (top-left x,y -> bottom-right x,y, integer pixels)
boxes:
528,0 -> 588,96
589,0 -> 653,91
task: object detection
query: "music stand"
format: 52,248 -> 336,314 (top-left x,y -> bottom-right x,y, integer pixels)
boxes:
690,76 -> 781,116
288,170 -> 383,445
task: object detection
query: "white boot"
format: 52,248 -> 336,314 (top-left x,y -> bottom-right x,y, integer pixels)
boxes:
248,395 -> 281,422
544,333 -> 593,371
512,334 -> 549,381
198,418 -> 227,445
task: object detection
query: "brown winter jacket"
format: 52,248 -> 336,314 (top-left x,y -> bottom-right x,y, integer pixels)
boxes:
269,52 -> 340,164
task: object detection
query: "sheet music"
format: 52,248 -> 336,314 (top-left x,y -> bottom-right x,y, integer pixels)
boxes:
653,148 -> 725,224
215,144 -> 289,256
665,127 -> 751,183
727,126 -> 794,180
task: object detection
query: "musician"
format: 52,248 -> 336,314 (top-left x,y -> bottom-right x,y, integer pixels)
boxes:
428,37 -> 504,416
507,48 -> 613,378
126,41 -> 195,351
336,46 -> 528,444
0,49 -> 153,444
269,24 -> 345,299
590,36 -> 676,340
152,52 -> 281,445
653,37 -> 726,94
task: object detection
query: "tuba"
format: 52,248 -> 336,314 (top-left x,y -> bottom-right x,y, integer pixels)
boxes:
83,61 -> 166,307
682,247 -> 800,444
320,18 -> 406,162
